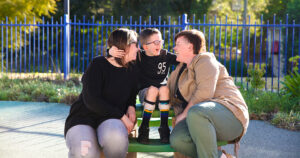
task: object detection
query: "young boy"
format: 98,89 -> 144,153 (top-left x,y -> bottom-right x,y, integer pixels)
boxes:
109,28 -> 178,144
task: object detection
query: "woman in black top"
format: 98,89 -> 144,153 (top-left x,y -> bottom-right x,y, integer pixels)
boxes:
64,28 -> 140,158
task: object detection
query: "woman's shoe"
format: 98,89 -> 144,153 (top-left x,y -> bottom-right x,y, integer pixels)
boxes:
221,150 -> 236,158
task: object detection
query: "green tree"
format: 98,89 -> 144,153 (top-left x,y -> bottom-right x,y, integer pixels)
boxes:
52,0 -> 214,22
0,0 -> 58,23
261,0 -> 300,72
0,0 -> 59,48
208,0 -> 268,23
170,0 -> 213,19
0,0 -> 59,72
52,0 -> 112,20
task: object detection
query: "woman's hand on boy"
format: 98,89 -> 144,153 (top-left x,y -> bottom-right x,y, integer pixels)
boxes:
109,46 -> 126,58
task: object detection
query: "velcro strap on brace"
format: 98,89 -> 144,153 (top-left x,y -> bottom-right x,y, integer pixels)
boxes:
143,102 -> 155,111
159,103 -> 170,111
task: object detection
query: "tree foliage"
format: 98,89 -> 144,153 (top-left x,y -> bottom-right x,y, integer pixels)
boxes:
0,0 -> 58,23
261,0 -> 300,72
207,0 -> 268,23
53,0 -> 214,21
52,0 -> 112,20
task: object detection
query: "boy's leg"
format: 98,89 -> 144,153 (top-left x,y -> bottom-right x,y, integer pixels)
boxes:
158,86 -> 171,143
138,86 -> 158,144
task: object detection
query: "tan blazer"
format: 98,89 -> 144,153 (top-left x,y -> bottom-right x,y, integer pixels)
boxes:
168,52 -> 249,143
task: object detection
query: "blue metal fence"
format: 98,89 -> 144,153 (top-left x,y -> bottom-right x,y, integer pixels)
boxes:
0,14 -> 300,92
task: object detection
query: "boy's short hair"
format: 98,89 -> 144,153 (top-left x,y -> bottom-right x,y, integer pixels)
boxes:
139,28 -> 162,46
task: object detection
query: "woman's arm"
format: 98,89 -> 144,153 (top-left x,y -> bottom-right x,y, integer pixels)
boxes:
189,55 -> 219,105
81,58 -> 124,119
126,70 -> 139,123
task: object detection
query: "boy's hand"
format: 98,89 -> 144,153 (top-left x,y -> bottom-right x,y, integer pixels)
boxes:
109,46 -> 126,58
126,106 -> 136,124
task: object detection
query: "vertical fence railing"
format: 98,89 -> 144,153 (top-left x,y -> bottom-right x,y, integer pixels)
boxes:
0,14 -> 300,92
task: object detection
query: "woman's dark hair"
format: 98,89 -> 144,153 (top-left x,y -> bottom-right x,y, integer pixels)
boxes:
175,29 -> 206,54
107,28 -> 138,67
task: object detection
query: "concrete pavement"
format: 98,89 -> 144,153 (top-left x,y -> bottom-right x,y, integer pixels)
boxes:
0,101 -> 299,158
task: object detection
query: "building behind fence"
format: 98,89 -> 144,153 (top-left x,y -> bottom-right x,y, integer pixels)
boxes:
0,14 -> 300,92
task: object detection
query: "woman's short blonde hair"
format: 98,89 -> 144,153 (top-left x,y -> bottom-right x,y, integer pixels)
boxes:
175,29 -> 206,54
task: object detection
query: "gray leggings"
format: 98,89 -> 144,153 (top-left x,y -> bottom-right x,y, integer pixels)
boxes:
66,119 -> 128,158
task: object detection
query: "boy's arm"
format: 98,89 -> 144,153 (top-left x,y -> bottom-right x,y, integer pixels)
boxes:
108,46 -> 126,58
167,51 -> 179,65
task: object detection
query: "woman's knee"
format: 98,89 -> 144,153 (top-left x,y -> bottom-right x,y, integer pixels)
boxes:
66,125 -> 100,158
101,129 -> 128,147
187,104 -> 206,120
67,140 -> 100,158
101,131 -> 128,158
98,120 -> 128,157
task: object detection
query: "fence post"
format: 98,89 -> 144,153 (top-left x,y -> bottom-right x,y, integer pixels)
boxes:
181,14 -> 188,30
63,14 -> 70,80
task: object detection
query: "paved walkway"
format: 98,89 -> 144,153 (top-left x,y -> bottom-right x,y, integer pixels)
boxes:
0,101 -> 299,158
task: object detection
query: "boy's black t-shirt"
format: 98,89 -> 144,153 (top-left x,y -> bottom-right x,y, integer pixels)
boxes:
137,49 -> 178,90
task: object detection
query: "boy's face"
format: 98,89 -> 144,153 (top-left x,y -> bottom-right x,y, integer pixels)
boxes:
143,33 -> 163,56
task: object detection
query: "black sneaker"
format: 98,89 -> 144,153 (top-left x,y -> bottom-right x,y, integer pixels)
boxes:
158,126 -> 170,144
137,126 -> 149,144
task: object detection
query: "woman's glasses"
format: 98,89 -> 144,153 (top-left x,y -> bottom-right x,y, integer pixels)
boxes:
146,40 -> 164,45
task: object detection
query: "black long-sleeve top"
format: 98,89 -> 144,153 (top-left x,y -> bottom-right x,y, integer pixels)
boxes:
64,56 -> 139,136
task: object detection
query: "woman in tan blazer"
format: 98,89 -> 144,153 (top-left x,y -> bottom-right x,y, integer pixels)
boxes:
168,29 -> 249,158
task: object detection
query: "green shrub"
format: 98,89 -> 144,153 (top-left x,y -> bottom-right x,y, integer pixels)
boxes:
271,111 -> 300,131
240,88 -> 299,113
0,77 -> 81,104
281,71 -> 300,98
17,93 -> 32,101
0,91 -> 8,100
281,56 -> 300,100
247,64 -> 266,91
